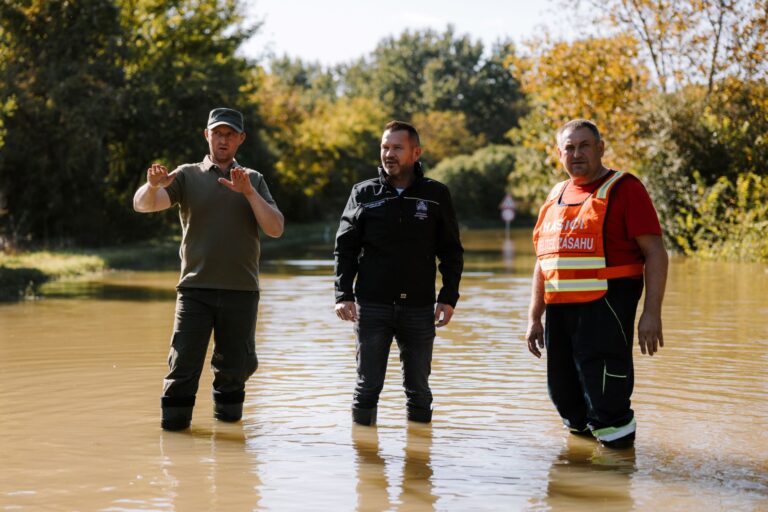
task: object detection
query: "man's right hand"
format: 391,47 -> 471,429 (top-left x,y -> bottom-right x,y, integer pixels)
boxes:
147,163 -> 177,189
335,301 -> 358,322
525,319 -> 545,358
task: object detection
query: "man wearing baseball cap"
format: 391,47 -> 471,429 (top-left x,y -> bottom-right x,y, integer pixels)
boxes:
133,107 -> 284,431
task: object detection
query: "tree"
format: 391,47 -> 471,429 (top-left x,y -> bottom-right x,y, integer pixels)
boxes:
261,94 -> 388,220
107,0 -> 262,242
506,33 -> 652,215
0,0 -> 125,246
412,111 -> 484,169
427,145 -> 516,221
641,79 -> 768,253
576,0 -> 768,96
341,26 -> 525,145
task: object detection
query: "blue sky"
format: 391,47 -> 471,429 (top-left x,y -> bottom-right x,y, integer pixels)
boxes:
240,0 -> 558,66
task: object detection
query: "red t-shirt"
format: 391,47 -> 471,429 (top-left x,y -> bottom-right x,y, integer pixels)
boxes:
560,171 -> 661,267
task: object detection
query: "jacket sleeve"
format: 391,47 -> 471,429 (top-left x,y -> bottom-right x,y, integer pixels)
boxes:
334,188 -> 362,303
435,186 -> 464,307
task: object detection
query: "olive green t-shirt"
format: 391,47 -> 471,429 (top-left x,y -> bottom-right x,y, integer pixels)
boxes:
164,156 -> 276,291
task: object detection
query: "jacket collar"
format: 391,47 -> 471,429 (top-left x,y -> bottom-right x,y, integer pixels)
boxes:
377,161 -> 424,188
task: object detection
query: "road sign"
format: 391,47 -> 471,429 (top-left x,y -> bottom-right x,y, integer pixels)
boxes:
499,194 -> 515,223
499,194 -> 515,211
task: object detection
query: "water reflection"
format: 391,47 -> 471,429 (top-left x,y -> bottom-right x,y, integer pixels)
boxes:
1,229 -> 767,511
353,423 -> 435,511
159,425 -> 261,511
542,436 -> 636,511
353,425 -> 392,511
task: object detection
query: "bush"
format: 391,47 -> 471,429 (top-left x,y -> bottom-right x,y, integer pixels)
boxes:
0,266 -> 49,301
427,145 -> 515,221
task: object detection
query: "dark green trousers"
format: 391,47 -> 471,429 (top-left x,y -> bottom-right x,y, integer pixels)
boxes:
161,287 -> 259,411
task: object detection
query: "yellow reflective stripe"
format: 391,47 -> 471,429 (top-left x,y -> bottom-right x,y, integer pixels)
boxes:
596,171 -> 625,198
540,257 -> 605,271
544,279 -> 607,292
547,180 -> 569,201
592,418 -> 636,442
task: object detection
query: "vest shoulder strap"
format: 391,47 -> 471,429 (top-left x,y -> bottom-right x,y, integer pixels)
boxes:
546,180 -> 569,202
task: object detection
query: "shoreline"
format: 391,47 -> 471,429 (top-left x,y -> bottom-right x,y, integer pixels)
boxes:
0,222 -> 335,302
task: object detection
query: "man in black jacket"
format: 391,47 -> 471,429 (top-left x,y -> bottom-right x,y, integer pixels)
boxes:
334,120 -> 464,426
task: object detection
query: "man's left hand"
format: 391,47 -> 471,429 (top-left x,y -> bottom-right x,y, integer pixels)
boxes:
218,167 -> 255,195
434,303 -> 454,327
638,311 -> 664,356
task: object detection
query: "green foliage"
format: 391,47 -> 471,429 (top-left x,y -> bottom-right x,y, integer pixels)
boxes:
342,27 -> 525,144
0,0 -> 125,246
0,0 -> 764,265
0,0 -> 262,247
412,111 -> 484,169
107,0 -> 263,242
667,172 -> 768,261
507,110 -> 565,217
0,250 -> 104,300
427,145 -> 515,221
504,34 -> 652,216
641,80 -> 768,260
272,96 -> 387,220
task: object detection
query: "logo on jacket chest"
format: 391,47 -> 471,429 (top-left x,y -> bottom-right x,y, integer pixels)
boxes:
414,200 -> 429,220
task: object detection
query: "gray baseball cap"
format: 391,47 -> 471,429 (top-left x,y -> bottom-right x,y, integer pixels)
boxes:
207,107 -> 244,133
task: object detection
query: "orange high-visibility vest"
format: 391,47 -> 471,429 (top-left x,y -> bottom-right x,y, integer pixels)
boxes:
532,171 -> 644,304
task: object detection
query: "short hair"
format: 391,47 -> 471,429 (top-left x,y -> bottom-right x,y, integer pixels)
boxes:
384,120 -> 420,147
556,119 -> 601,147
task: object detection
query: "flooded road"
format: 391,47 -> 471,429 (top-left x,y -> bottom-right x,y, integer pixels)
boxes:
1,229 -> 766,511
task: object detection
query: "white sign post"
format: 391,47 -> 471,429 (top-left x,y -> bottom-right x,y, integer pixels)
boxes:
499,194 -> 516,235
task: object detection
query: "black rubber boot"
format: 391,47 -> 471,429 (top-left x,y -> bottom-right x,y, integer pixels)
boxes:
407,406 -> 432,423
161,406 -> 193,431
161,396 -> 195,431
212,390 -> 245,422
214,402 -> 243,422
352,406 -> 377,426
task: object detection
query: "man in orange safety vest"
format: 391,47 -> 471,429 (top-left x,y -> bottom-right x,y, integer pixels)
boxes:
525,119 -> 668,449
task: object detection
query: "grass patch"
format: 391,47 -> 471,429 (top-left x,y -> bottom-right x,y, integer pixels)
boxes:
0,251 -> 106,278
0,222 -> 337,301
0,252 -> 107,301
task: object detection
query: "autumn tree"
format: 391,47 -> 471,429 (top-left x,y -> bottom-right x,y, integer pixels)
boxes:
412,111 -> 484,169
575,0 -> 767,97
506,33 -> 653,214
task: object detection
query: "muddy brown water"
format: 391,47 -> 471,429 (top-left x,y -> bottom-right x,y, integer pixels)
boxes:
1,229 -> 766,511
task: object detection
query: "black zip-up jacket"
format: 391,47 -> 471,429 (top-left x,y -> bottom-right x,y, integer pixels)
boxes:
334,162 -> 464,307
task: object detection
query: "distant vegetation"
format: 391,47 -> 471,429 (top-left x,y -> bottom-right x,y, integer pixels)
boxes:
0,0 -> 766,261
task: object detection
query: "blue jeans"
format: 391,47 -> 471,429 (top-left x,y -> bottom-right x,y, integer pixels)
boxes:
353,302 -> 436,413
162,288 -> 259,409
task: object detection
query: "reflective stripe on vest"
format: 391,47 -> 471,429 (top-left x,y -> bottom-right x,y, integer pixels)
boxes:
532,170 -> 644,304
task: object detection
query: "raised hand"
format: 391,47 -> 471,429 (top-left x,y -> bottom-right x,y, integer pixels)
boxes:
146,163 -> 177,189
218,166 -> 255,195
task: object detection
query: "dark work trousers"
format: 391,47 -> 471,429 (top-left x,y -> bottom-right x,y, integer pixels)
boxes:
161,288 -> 259,410
544,278 -> 643,437
353,302 -> 436,414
